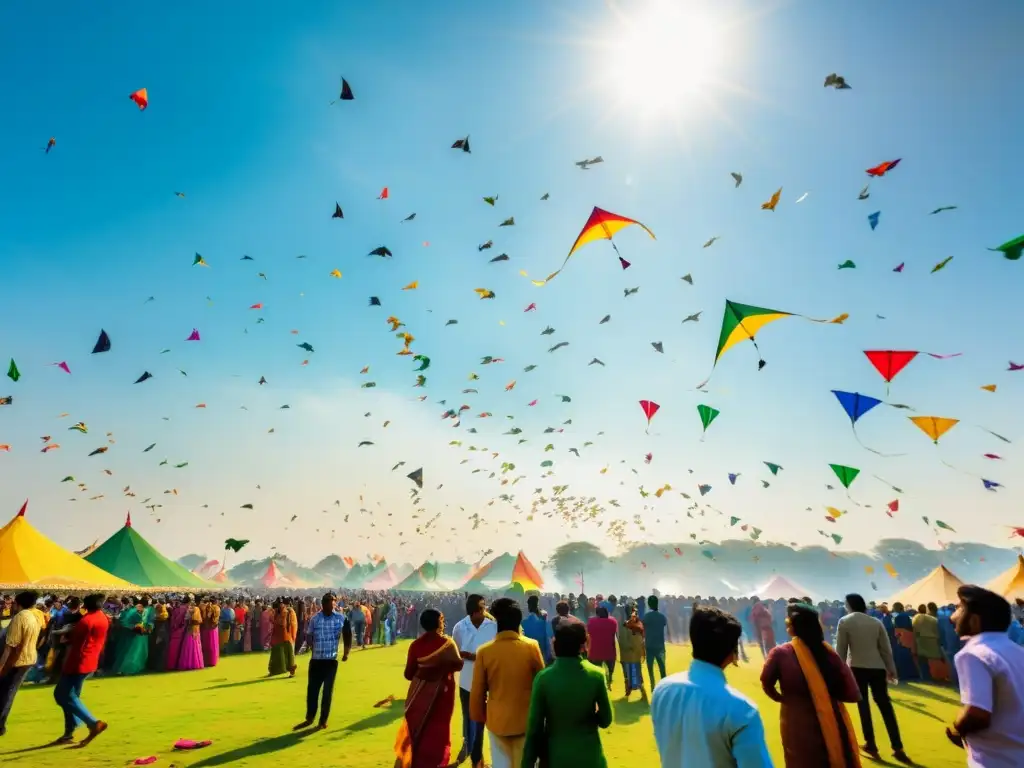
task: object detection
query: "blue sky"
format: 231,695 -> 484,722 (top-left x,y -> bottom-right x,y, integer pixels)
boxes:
1,0 -> 1022,571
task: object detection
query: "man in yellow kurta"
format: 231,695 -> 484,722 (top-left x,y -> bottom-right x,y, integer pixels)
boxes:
470,598 -> 545,768
0,591 -> 42,736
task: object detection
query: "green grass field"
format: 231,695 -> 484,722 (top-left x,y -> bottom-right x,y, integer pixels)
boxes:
0,642 -> 965,767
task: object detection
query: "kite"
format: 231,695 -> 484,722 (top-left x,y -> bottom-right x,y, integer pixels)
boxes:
829,464 -> 860,493
838,260 -> 856,270
575,156 -> 603,169
474,288 -> 496,299
402,213 -> 416,222
703,237 -> 719,248
681,274 -> 693,285
893,263 -> 905,273
823,73 -> 851,89
329,269 -> 342,278
831,390 -> 905,456
764,462 -> 783,475
761,188 -> 781,211
445,319 -> 457,326
186,329 -> 200,341
932,256 -> 953,273
682,312 -> 702,324
868,211 -> 880,230
639,400 -> 660,434
981,384 -> 996,392
909,416 -> 959,444
730,172 -> 742,187
478,240 -> 493,251
483,195 -> 498,206
413,354 -> 430,372
333,77 -> 354,102
378,187 -> 389,200
866,159 -> 901,177
249,303 -> 262,310
129,88 -> 148,110
369,296 -> 381,307
548,342 -> 568,352
451,136 -> 470,153
7,360 -> 19,383
297,342 -> 314,353
988,234 -> 1024,261
402,281 -> 418,291
930,206 -> 957,215
499,217 -> 515,227
192,254 -> 208,267
332,203 -> 344,219
1009,362 -> 1024,371
89,447 -> 108,456
624,287 -> 639,297
707,300 -> 845,376
224,538 -> 249,553
698,486 -> 712,497
858,185 -> 870,200
534,207 -> 654,285
490,254 -> 509,263
524,303 -> 537,312
407,468 -> 423,489
983,479 -> 1002,491
651,341 -> 663,354
863,350 -> 918,391
696,405 -> 719,439
368,246 -> 392,258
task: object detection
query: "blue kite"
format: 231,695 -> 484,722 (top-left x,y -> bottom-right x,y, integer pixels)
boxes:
728,473 -> 740,485
831,390 -> 905,456
868,211 -> 880,230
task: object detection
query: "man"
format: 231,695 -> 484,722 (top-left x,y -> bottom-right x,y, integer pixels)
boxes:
946,584 -> 1024,765
52,593 -> 109,746
451,594 -> 497,768
521,595 -> 553,664
642,595 -> 668,687
349,600 -> 365,648
294,593 -> 351,731
749,597 -> 776,659
470,597 -> 545,768
836,592 -> 911,764
651,606 -> 772,767
0,591 -> 42,736
550,599 -> 582,636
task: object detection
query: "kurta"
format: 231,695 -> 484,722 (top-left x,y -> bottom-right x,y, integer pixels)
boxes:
522,657 -> 612,768
911,613 -> 942,659
166,604 -> 204,671
268,606 -> 298,675
617,620 -> 644,664
395,631 -> 464,768
761,642 -> 860,768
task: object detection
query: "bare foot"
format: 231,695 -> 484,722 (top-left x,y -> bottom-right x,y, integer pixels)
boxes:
74,721 -> 108,748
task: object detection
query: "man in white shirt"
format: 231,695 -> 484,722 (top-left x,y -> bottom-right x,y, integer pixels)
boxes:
451,594 -> 496,768
946,585 -> 1024,767
651,606 -> 773,767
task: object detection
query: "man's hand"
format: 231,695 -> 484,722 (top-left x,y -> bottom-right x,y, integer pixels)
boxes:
887,673 -> 897,684
342,654 -> 349,662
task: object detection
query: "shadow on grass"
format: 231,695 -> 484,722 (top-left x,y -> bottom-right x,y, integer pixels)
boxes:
203,676 -> 289,692
0,740 -> 67,757
897,682 -> 958,704
187,730 -> 315,767
328,702 -> 406,740
891,697 -> 946,724
612,697 -> 649,726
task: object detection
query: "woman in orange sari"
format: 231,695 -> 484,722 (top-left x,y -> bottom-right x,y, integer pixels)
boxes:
394,609 -> 463,768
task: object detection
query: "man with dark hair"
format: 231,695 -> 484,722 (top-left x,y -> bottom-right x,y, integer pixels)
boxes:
550,600 -> 581,636
652,607 -> 772,766
946,585 -> 1024,764
52,593 -> 108,746
451,594 -> 495,768
642,594 -> 668,685
470,598 -> 544,768
294,593 -> 351,731
521,595 -> 553,664
0,591 -> 41,736
837,592 -> 909,763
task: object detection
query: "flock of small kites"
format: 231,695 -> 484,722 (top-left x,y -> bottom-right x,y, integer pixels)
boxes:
8,73 -> 1024,572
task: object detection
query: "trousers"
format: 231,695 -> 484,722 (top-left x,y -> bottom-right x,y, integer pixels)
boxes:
459,686 -> 484,764
306,659 -> 338,724
852,667 -> 903,751
53,673 -> 97,735
646,648 -> 667,685
0,666 -> 30,731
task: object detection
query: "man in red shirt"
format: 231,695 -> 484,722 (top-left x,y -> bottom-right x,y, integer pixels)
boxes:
52,593 -> 109,745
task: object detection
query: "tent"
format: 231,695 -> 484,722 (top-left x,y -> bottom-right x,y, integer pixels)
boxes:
394,562 -> 444,592
260,560 -> 300,589
0,501 -> 135,590
340,563 -> 370,588
459,551 -> 545,592
363,564 -> 400,590
888,565 -> 964,607
85,514 -> 211,590
756,575 -> 811,601
435,561 -> 474,589
509,551 -> 544,591
985,554 -> 1024,601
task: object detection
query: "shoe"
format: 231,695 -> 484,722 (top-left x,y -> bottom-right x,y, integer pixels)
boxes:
892,750 -> 913,765
56,734 -> 75,745
316,723 -> 328,731
860,744 -> 880,760
77,721 -> 108,747
292,720 -> 313,731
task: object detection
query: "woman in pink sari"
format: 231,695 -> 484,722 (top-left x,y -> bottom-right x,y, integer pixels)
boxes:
393,609 -> 463,768
260,604 -> 274,650
166,595 -> 205,672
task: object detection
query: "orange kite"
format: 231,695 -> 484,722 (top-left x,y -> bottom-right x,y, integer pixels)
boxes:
534,207 -> 654,285
129,88 -> 148,110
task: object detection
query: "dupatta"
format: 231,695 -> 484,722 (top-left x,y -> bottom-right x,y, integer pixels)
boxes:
791,638 -> 862,768
393,635 -> 462,768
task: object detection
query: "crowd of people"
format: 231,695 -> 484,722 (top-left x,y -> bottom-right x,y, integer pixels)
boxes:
1,584 -> 1023,766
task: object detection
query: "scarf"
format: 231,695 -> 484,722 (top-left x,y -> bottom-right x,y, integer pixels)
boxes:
791,638 -> 861,768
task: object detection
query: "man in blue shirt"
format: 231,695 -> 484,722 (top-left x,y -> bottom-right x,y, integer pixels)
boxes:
642,595 -> 669,686
521,595 -> 553,664
294,593 -> 351,731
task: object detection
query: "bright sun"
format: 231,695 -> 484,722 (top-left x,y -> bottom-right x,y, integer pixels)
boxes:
602,0 -> 726,120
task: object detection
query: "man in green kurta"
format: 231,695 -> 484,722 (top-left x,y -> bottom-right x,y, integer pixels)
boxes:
113,597 -> 152,676
522,621 -> 613,768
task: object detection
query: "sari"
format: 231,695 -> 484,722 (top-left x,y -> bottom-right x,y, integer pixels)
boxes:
199,602 -> 220,667
890,611 -> 920,680
260,608 -> 274,650
617,614 -> 645,694
268,607 -> 297,676
394,632 -> 464,768
113,606 -> 150,675
166,604 -> 204,671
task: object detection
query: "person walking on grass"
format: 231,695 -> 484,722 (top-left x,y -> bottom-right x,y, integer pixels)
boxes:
470,597 -> 545,768
294,592 -> 351,732
52,593 -> 109,747
451,594 -> 496,768
836,593 -> 911,764
643,595 -> 669,687
0,591 -> 42,737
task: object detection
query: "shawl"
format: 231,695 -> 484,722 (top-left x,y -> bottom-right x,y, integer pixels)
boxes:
791,638 -> 861,768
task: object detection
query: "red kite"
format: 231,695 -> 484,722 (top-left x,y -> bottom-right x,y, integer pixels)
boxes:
639,399 -> 660,433
535,207 -> 654,285
866,159 -> 901,177
129,88 -> 148,110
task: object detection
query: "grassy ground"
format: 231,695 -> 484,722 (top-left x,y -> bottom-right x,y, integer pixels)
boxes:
0,642 -> 965,767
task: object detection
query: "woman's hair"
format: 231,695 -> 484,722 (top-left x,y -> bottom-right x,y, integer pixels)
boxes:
787,603 -> 844,700
527,595 -> 541,615
420,608 -> 441,632
553,622 -> 587,658
595,605 -> 609,619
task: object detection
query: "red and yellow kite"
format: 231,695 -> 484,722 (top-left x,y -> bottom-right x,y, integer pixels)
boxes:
533,207 -> 654,285
129,88 -> 148,110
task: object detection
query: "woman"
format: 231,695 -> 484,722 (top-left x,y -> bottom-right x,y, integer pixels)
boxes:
393,609 -> 463,768
260,602 -> 274,651
147,599 -> 169,671
523,621 -> 613,768
761,603 -> 861,767
113,599 -> 151,675
889,602 -> 920,680
166,595 -> 205,672
586,606 -> 618,690
617,603 -> 646,700
268,599 -> 297,677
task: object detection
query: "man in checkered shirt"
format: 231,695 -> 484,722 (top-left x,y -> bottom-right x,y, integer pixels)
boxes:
294,593 -> 352,731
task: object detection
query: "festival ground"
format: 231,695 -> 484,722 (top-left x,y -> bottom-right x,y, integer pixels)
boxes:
1,642 -> 964,768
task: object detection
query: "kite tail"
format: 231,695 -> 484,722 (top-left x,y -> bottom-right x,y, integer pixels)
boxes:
872,474 -> 902,493
845,489 -> 862,508
977,425 -> 1012,444
852,426 -> 907,458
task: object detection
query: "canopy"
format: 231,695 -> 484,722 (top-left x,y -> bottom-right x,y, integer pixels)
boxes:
510,551 -> 544,591
0,501 -> 135,590
339,563 -> 370,588
394,562 -> 444,592
260,560 -> 300,589
984,554 -> 1024,601
457,552 -> 519,591
756,575 -> 812,601
363,565 -> 400,590
888,565 -> 964,607
85,514 -> 210,589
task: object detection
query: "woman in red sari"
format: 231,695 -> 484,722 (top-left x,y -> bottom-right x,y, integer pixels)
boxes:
394,609 -> 463,768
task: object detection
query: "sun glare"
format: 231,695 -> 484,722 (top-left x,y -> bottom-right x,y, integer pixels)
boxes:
603,1 -> 726,120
